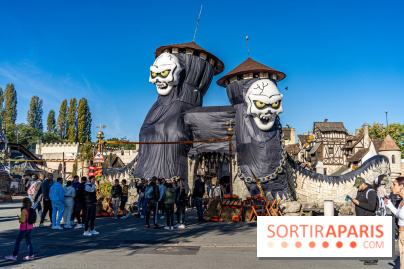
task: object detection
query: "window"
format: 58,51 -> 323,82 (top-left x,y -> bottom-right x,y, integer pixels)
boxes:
392,155 -> 395,164
329,147 -> 334,154
317,152 -> 321,157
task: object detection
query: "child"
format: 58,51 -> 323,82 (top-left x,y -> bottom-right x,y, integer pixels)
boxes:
5,198 -> 35,261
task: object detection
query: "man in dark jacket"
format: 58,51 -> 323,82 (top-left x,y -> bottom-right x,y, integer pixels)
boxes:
74,177 -> 87,229
84,176 -> 98,236
145,177 -> 160,229
193,176 -> 205,223
111,179 -> 123,220
352,177 -> 378,265
71,175 -> 80,224
162,180 -> 176,229
39,173 -> 54,228
175,181 -> 187,229
135,179 -> 146,217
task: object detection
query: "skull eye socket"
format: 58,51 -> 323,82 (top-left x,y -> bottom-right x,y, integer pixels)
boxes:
151,72 -> 157,78
271,101 -> 280,109
160,70 -> 170,77
254,101 -> 266,109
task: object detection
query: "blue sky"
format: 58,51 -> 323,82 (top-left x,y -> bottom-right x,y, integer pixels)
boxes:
0,0 -> 403,141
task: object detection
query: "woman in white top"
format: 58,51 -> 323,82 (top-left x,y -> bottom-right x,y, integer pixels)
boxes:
384,177 -> 404,269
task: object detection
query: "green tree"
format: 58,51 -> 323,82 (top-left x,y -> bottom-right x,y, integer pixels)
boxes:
79,138 -> 93,160
0,87 -> 4,116
56,99 -> 68,140
67,98 -> 77,142
363,122 -> 404,158
77,98 -> 92,143
27,96 -> 43,131
3,83 -> 17,127
6,123 -> 43,149
46,109 -> 56,134
42,132 -> 61,144
106,137 -> 136,150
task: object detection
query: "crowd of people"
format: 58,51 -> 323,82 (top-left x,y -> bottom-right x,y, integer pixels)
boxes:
24,173 -> 99,236
5,173 -> 211,261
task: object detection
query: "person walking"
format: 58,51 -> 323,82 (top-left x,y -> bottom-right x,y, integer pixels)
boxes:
63,181 -> 76,228
145,177 -> 159,229
385,177 -> 404,269
74,177 -> 87,229
84,176 -> 99,236
352,177 -> 378,266
26,175 -> 37,201
39,173 -> 54,228
211,184 -> 222,199
193,176 -> 205,223
162,180 -> 176,229
176,185 -> 187,228
120,179 -> 130,219
111,179 -> 123,220
5,198 -> 35,261
49,177 -> 65,230
135,179 -> 146,218
378,183 -> 388,198
158,179 -> 166,219
71,175 -> 81,225
31,176 -> 43,222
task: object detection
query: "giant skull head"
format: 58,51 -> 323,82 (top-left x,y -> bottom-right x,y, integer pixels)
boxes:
149,53 -> 182,96
246,79 -> 283,131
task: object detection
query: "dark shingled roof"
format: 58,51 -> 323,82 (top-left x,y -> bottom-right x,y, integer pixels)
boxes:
154,41 -> 224,75
379,135 -> 401,151
298,135 -> 310,145
347,148 -> 369,163
286,143 -> 300,155
314,122 -> 347,132
101,154 -> 125,169
343,133 -> 364,149
372,139 -> 384,154
216,58 -> 286,87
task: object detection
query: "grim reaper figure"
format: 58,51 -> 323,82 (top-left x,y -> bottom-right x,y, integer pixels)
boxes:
217,58 -> 289,199
133,42 -> 224,180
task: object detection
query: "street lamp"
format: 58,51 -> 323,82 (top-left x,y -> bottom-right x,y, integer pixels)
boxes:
226,120 -> 235,196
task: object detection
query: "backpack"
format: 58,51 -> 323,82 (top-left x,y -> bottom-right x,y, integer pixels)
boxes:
21,208 -> 37,224
27,182 -> 37,195
145,185 -> 155,199
366,189 -> 386,216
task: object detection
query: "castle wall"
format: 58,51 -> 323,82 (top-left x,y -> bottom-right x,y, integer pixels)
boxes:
379,151 -> 402,180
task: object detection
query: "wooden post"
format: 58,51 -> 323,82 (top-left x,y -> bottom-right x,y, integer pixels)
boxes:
229,139 -> 233,196
62,152 -> 65,185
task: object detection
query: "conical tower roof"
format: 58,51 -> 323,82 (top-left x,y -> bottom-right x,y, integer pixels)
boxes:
379,135 -> 401,151
155,41 -> 224,75
217,58 -> 286,87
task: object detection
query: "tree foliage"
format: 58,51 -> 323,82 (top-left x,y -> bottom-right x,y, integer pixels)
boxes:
0,87 -> 4,116
6,123 -> 43,149
67,98 -> 78,142
56,99 -> 68,140
77,98 -> 92,143
3,83 -> 17,127
46,109 -> 56,134
363,122 -> 404,158
27,96 -> 43,131
106,137 -> 136,150
79,138 -> 94,160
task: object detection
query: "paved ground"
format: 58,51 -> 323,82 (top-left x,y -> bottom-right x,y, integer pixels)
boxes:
0,196 -> 400,269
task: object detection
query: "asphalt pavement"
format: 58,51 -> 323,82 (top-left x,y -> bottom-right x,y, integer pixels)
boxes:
0,196 -> 400,269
